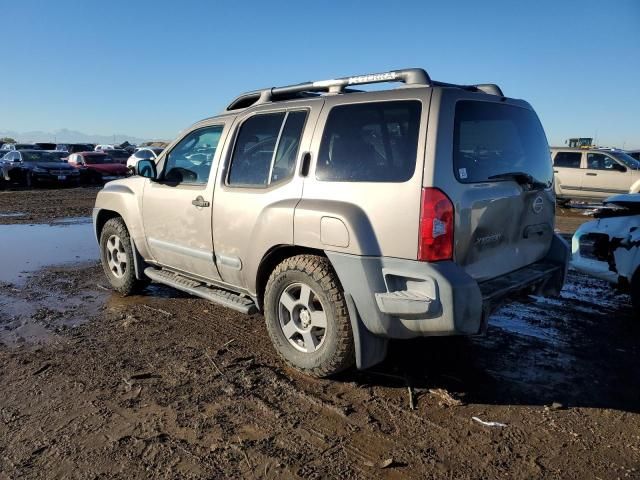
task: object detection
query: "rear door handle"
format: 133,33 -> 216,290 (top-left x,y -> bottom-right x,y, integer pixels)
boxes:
192,195 -> 210,208
586,173 -> 598,176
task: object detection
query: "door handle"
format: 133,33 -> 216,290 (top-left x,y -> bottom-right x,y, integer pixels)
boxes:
191,195 -> 210,208
300,152 -> 311,177
586,173 -> 597,176
553,170 -> 558,173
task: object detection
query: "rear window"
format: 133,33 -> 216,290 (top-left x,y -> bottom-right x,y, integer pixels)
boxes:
453,101 -> 553,186
316,100 -> 421,182
554,151 -> 582,168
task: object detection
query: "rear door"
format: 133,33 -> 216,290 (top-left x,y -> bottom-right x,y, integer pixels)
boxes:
432,91 -> 555,282
580,152 -> 632,198
552,150 -> 584,197
211,101 -> 320,290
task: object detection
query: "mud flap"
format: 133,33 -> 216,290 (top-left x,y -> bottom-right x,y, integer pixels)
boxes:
541,233 -> 570,296
345,293 -> 388,370
130,238 -> 149,281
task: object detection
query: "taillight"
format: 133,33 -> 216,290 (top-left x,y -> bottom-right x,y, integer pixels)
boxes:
418,188 -> 454,262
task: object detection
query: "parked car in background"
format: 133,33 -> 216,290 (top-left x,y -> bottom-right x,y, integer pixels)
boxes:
105,149 -> 130,164
67,152 -> 129,183
1,150 -> 80,187
95,144 -> 115,151
0,143 -> 40,151
55,143 -> 94,154
572,194 -> 640,315
552,147 -> 640,203
94,67 -> 569,377
627,150 -> 640,162
126,147 -> 164,171
34,142 -> 57,150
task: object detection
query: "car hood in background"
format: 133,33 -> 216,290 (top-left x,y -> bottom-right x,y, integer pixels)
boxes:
604,194 -> 640,207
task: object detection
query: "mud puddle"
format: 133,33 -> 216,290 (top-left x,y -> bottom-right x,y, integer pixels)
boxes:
0,217 -> 97,285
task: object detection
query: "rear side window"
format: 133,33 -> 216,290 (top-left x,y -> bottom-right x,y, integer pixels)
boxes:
453,101 -> 553,186
316,100 -> 421,182
554,151 -> 582,168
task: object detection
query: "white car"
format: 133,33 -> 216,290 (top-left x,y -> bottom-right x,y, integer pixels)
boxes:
95,144 -> 115,151
572,194 -> 640,314
126,147 -> 164,171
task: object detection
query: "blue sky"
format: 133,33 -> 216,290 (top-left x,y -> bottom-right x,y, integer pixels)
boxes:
1,0 -> 638,147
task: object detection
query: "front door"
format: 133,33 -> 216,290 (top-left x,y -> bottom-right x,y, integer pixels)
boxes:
581,152 -> 631,198
142,122 -> 230,280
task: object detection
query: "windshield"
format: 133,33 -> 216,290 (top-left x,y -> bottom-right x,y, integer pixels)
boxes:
22,151 -> 67,162
610,151 -> 640,169
84,154 -> 111,164
453,101 -> 553,187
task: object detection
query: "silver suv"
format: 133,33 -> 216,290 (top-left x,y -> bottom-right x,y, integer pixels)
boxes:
93,68 -> 569,377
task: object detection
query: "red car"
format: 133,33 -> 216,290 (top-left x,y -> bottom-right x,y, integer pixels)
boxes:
67,152 -> 129,184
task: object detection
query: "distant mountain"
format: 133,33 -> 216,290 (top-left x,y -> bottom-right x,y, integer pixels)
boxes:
0,128 -> 153,145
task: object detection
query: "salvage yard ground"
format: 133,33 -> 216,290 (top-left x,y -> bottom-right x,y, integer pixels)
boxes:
0,187 -> 638,479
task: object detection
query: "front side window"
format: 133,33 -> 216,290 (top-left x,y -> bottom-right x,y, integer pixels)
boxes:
163,125 -> 223,184
587,153 -> 620,171
554,151 -> 582,168
316,101 -> 421,182
453,101 -> 553,186
228,110 -> 308,187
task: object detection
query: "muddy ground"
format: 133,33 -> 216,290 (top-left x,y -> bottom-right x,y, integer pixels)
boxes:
0,188 -> 639,479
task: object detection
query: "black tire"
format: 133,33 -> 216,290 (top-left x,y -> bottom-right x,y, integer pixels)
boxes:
99,217 -> 147,295
631,269 -> 640,319
264,255 -> 355,377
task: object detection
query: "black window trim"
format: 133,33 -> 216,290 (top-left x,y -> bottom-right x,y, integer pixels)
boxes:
159,124 -> 225,186
225,108 -> 309,190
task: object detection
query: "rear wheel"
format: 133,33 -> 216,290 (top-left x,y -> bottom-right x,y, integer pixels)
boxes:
99,217 -> 147,295
264,255 -> 355,377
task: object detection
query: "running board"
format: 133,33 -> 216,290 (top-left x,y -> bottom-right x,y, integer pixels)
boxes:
144,267 -> 258,315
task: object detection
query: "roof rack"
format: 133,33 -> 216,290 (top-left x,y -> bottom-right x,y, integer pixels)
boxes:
225,68 -> 503,111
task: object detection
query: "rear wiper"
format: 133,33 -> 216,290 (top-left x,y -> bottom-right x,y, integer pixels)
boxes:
488,171 -> 548,190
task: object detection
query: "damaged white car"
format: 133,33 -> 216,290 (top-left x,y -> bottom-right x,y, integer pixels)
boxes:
572,194 -> 640,314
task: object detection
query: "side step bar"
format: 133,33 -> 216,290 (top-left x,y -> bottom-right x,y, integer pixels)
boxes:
144,267 -> 258,315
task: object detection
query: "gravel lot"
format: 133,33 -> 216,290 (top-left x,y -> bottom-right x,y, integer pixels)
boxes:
0,187 -> 638,479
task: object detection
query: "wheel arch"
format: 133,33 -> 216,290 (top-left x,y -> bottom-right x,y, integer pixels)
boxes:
255,245 -> 326,311
94,208 -> 121,242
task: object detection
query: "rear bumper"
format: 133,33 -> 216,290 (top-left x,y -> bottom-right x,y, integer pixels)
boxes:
326,233 -> 569,368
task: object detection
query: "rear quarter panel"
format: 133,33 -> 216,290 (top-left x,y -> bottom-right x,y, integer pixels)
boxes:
294,88 -> 432,259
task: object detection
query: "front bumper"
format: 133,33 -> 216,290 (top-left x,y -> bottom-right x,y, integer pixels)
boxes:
327,233 -> 569,341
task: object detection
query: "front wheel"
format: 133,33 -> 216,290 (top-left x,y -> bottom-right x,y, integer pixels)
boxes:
99,217 -> 147,295
264,255 -> 355,377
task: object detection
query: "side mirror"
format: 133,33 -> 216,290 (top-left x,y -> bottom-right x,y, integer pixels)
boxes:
137,159 -> 157,180
614,163 -> 627,172
13,158 -> 21,163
